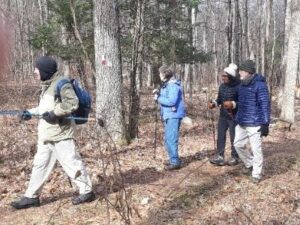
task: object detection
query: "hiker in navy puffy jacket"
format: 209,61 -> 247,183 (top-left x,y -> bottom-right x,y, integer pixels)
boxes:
153,65 -> 185,170
209,63 -> 240,166
234,59 -> 270,184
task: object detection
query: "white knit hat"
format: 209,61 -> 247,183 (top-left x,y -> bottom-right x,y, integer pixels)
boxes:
224,63 -> 238,77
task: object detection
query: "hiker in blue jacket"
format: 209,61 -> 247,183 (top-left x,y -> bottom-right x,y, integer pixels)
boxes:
153,65 -> 186,170
209,63 -> 240,166
234,59 -> 270,183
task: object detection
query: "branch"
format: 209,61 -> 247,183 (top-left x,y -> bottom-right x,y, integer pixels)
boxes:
69,0 -> 95,76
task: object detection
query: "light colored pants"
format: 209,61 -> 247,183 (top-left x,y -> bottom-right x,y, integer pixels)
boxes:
234,125 -> 263,179
25,139 -> 92,198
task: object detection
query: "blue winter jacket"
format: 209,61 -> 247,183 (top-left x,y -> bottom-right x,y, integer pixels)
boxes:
158,78 -> 186,121
235,74 -> 270,126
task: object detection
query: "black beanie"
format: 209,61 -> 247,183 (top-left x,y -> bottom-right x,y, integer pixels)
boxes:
35,56 -> 57,81
239,60 -> 256,74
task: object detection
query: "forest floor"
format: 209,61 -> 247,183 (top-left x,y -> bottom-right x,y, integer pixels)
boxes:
0,84 -> 300,225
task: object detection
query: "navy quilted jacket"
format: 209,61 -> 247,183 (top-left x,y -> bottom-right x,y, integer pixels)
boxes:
235,74 -> 270,126
215,79 -> 240,119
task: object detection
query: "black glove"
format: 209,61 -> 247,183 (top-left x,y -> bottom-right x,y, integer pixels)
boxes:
42,111 -> 58,123
19,110 -> 32,121
258,124 -> 269,137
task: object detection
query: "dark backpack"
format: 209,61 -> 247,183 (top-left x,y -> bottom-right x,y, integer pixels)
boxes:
55,79 -> 91,124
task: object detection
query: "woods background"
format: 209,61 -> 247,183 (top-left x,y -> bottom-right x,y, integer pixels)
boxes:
0,0 -> 299,141
0,1 -> 300,225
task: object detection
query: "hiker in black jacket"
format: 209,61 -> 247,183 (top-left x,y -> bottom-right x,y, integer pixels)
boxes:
208,63 -> 240,166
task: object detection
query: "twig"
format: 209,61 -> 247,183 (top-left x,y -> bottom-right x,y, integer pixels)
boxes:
166,158 -> 209,199
46,200 -> 70,225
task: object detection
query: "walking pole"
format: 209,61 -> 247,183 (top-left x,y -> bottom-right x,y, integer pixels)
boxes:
209,109 -> 216,152
205,90 -> 216,153
153,102 -> 159,159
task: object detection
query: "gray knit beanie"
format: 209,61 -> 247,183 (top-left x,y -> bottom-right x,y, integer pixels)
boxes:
239,60 -> 256,74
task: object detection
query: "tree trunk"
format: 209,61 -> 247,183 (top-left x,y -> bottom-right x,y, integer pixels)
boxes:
151,0 -> 162,87
269,1 -> 276,98
37,0 -> 46,55
243,0 -> 250,58
282,0 -> 291,85
70,0 -> 95,88
128,0 -> 145,139
93,0 -> 127,144
260,0 -> 267,75
146,63 -> 152,87
60,25 -> 70,76
233,0 -> 241,65
280,0 -> 300,123
227,0 -> 233,64
166,0 -> 177,63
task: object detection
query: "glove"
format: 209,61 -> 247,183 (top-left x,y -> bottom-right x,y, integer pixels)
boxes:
19,110 -> 32,121
153,89 -> 159,101
42,111 -> 58,123
258,124 -> 269,137
208,101 -> 216,109
223,101 -> 234,110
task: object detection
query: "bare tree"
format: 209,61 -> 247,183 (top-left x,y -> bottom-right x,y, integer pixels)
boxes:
69,0 -> 95,87
128,0 -> 145,139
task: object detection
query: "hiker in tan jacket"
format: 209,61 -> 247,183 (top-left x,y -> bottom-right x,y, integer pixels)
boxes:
11,56 -> 95,210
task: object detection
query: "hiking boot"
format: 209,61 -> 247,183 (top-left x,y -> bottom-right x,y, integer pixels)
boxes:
209,155 -> 225,166
72,192 -> 96,205
251,177 -> 261,184
11,197 -> 40,210
227,157 -> 239,166
164,164 -> 181,171
242,166 -> 253,175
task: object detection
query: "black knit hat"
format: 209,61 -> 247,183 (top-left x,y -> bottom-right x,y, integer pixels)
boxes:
239,60 -> 256,74
35,56 -> 57,81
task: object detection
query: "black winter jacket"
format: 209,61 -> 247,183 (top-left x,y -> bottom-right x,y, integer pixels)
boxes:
215,78 -> 240,119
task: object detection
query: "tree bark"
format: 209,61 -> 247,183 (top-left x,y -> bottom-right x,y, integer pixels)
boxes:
269,1 -> 276,97
233,0 -> 241,65
280,0 -> 300,123
243,0 -> 250,58
93,0 -> 127,143
226,0 -> 233,64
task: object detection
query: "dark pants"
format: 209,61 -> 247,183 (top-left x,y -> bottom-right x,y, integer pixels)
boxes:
216,117 -> 239,159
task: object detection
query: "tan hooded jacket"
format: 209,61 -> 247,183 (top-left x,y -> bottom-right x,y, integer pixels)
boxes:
29,73 -> 79,143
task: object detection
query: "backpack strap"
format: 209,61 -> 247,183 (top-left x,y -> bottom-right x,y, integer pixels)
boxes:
55,79 -> 71,101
